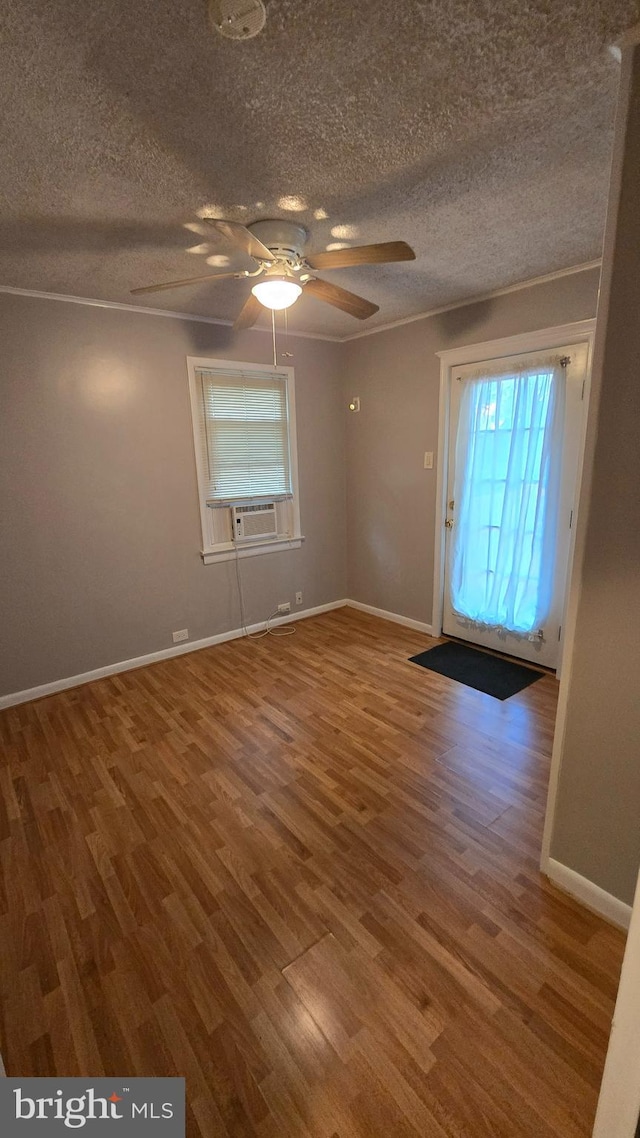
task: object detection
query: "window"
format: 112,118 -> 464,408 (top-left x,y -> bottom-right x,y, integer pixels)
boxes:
186,357 -> 302,563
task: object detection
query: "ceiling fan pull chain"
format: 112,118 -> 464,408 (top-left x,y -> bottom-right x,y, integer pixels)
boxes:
282,307 -> 293,359
272,307 -> 277,368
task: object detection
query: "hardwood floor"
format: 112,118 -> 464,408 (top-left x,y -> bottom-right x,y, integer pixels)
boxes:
0,608 -> 625,1136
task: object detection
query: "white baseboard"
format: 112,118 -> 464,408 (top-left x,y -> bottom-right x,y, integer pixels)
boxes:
0,599 -> 349,710
345,599 -> 434,637
0,598 -> 433,711
546,858 -> 632,930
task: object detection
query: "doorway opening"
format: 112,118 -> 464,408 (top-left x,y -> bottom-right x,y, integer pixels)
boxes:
434,321 -> 595,675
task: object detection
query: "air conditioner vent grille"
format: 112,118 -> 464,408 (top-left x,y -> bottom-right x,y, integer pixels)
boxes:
232,502 -> 278,542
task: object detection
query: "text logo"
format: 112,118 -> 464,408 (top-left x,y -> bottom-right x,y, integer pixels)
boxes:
1,1079 -> 185,1135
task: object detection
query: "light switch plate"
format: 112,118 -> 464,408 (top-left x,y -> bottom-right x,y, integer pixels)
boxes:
424,451 -> 434,469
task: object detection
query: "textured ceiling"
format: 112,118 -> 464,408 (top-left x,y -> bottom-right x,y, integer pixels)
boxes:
0,0 -> 637,337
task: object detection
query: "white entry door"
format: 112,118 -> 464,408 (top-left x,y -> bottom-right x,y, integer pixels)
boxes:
442,342 -> 588,669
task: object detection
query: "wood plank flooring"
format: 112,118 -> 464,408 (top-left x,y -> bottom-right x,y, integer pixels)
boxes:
0,608 -> 625,1136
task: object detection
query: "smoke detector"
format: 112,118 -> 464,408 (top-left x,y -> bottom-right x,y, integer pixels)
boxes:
209,0 -> 266,41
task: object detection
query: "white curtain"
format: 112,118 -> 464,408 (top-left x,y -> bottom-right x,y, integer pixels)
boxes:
450,356 -> 565,636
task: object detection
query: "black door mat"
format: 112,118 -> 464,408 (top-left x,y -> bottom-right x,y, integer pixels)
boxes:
409,640 -> 543,700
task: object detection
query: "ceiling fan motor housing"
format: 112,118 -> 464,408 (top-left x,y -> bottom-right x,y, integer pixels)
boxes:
208,0 -> 266,41
248,220 -> 308,262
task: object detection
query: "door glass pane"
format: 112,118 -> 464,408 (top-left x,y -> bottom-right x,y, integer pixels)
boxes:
450,362 -> 564,635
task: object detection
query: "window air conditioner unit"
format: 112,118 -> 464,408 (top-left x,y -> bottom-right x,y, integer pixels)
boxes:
232,502 -> 278,543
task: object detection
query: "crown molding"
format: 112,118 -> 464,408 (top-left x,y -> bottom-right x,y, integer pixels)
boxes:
0,285 -> 342,342
340,260 -> 602,343
0,259 -> 602,345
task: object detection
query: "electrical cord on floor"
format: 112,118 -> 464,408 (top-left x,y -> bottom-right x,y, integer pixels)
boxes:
233,540 -> 296,639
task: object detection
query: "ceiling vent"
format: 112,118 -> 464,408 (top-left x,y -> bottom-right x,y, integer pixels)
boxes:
208,0 -> 267,41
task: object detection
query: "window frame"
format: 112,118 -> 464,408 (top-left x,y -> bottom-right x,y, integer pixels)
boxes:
186,356 -> 302,564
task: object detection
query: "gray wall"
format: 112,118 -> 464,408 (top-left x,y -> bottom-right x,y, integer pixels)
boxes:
344,268 -> 601,624
0,264 -> 604,701
0,295 -> 346,695
550,44 -> 640,906
2,240 -> 636,909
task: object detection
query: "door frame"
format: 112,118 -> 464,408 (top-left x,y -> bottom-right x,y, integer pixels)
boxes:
432,319 -> 596,677
592,863 -> 640,1137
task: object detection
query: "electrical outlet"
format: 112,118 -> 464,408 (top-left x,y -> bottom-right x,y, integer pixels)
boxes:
277,602 -> 291,613
172,628 -> 189,643
295,591 -> 303,605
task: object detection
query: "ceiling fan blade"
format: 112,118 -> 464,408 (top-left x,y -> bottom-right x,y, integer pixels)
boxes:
305,241 -> 416,270
131,271 -> 240,295
234,292 -> 263,332
204,219 -> 274,262
303,277 -> 379,319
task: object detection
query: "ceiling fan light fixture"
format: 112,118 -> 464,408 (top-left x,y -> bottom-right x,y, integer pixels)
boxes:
251,278 -> 302,310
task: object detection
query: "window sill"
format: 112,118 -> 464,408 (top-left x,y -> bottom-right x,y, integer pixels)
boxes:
201,536 -> 304,565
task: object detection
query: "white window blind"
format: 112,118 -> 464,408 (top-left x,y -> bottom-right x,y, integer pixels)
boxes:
196,369 -> 293,504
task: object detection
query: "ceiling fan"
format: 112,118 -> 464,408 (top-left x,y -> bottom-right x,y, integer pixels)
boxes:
130,219 -> 415,329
